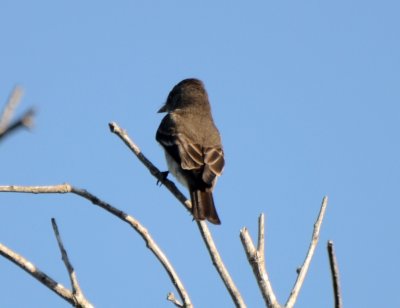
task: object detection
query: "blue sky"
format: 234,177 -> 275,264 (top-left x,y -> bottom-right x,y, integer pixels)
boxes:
1,1 -> 399,307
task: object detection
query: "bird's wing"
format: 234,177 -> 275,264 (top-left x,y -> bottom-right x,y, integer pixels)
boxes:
156,115 -> 224,186
203,146 -> 224,184
179,136 -> 224,186
156,115 -> 175,146
177,135 -> 204,170
156,115 -> 182,165
156,115 -> 198,167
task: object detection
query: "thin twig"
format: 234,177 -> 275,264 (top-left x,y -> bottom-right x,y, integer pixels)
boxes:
0,85 -> 34,141
240,214 -> 279,308
108,122 -> 191,211
0,86 -> 24,133
327,241 -> 342,308
196,220 -> 246,307
167,292 -> 184,307
51,218 -> 92,307
257,214 -> 265,271
0,108 -> 35,140
0,184 -> 192,308
0,241 -> 92,307
109,122 -> 246,308
285,196 -> 328,308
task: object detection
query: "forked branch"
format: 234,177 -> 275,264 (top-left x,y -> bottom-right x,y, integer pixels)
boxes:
51,218 -> 92,307
0,184 -> 192,308
0,221 -> 93,308
240,214 -> 278,307
109,122 -> 246,308
241,197 -> 328,308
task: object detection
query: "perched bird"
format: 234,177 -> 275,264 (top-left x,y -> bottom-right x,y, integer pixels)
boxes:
156,78 -> 224,224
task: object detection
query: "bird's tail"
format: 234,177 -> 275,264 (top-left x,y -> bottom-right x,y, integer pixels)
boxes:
190,189 -> 221,225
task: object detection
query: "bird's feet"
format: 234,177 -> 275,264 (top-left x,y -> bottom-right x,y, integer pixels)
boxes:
157,171 -> 169,186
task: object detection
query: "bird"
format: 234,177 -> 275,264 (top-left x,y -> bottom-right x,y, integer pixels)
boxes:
156,78 -> 224,224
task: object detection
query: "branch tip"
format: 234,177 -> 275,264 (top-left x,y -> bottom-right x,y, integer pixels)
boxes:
327,240 -> 342,308
108,122 -> 117,132
285,196 -> 329,308
240,215 -> 278,307
167,292 -> 183,307
257,213 -> 265,254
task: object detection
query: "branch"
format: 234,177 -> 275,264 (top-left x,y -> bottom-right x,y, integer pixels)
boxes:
0,184 -> 192,308
240,214 -> 279,308
0,86 -> 34,141
109,122 -> 246,308
0,85 -> 24,132
0,240 -> 93,307
0,108 -> 35,140
285,196 -> 328,308
327,241 -> 342,308
108,122 -> 191,211
51,218 -> 92,307
241,197 -> 328,308
167,292 -> 184,307
196,220 -> 246,307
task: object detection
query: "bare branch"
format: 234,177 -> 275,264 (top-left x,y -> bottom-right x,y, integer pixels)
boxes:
327,241 -> 342,308
196,220 -> 246,307
0,85 -> 35,141
108,122 -> 191,211
257,214 -> 265,271
167,292 -> 184,307
0,86 -> 24,132
0,241 -> 92,307
0,108 -> 35,140
0,184 -> 192,308
51,218 -> 92,307
285,196 -> 328,308
240,214 -> 279,308
109,122 -> 246,308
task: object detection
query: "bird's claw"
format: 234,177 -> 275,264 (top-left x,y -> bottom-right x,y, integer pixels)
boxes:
157,171 -> 169,186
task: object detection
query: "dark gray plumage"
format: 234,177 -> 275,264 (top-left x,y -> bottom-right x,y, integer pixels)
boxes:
156,78 -> 224,224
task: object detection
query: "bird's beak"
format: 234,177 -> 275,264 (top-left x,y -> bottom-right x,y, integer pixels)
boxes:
158,104 -> 168,113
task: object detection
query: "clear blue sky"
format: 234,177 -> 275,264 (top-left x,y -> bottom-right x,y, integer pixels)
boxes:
1,1 -> 399,307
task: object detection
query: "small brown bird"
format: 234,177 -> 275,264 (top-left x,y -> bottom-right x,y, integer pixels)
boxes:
156,78 -> 224,224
